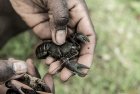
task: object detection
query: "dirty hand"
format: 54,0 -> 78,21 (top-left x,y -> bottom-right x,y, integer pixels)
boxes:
0,59 -> 54,94
10,0 -> 96,81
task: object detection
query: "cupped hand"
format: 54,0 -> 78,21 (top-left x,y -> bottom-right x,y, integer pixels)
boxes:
0,58 -> 54,94
10,0 -> 96,81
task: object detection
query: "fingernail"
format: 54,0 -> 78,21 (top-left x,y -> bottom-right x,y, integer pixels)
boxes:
56,30 -> 66,45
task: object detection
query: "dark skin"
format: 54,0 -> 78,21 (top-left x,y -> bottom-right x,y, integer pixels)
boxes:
0,59 -> 54,94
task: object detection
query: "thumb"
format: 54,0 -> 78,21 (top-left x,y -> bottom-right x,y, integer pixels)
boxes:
43,74 -> 55,94
48,0 -> 69,45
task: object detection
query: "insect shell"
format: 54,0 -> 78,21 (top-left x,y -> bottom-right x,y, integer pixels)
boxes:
35,41 -> 60,59
0,59 -> 27,84
35,32 -> 90,76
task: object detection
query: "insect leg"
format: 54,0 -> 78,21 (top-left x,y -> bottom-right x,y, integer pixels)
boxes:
64,57 -> 90,77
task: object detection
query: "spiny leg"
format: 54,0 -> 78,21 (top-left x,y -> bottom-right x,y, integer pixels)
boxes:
75,32 -> 90,43
60,51 -> 90,76
65,59 -> 90,77
50,50 -> 79,74
62,50 -> 79,61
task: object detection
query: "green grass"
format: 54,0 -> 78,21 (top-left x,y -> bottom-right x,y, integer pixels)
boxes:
1,0 -> 140,94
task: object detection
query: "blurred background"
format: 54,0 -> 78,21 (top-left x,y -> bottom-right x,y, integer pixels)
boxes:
0,0 -> 140,94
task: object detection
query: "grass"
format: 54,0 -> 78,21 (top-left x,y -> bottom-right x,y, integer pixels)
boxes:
1,0 -> 140,94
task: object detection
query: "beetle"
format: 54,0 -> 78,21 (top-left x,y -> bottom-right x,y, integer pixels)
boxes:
36,32 -> 90,76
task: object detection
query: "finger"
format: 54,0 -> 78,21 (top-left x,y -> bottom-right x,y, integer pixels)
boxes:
43,74 -> 54,94
26,59 -> 40,78
70,0 -> 96,71
78,54 -> 93,75
45,57 -> 56,65
6,80 -> 37,94
48,0 -> 69,45
33,21 -> 52,39
60,68 -> 73,82
67,0 -> 95,37
48,61 -> 61,75
6,80 -> 33,91
67,0 -> 84,28
61,25 -> 95,79
76,6 -> 96,75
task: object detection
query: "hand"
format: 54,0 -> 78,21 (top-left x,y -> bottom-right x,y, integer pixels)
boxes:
10,0 -> 96,81
0,58 -> 54,94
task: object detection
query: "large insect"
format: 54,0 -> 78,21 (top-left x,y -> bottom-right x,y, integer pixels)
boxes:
0,60 -> 51,94
36,32 -> 90,76
6,74 -> 51,94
